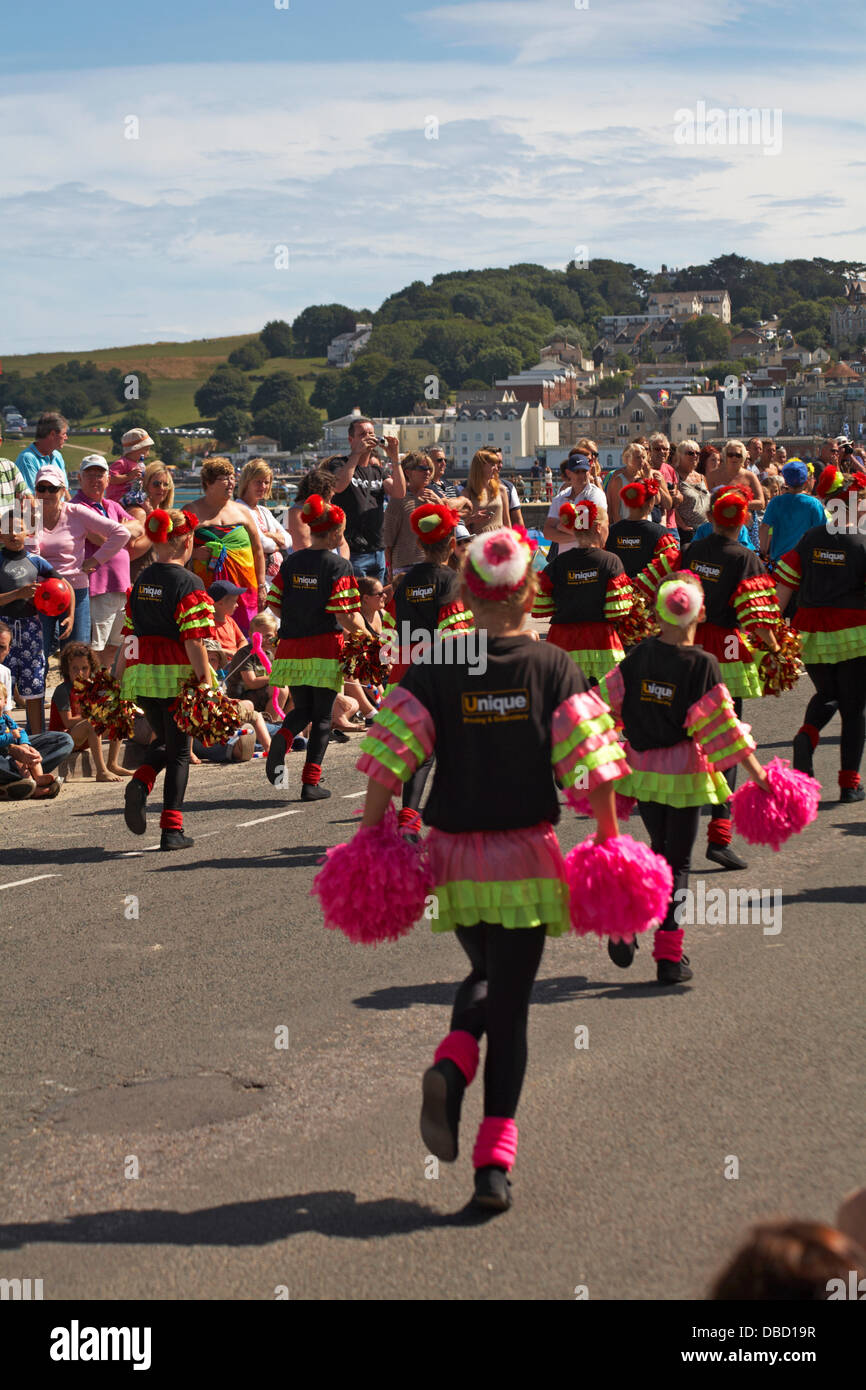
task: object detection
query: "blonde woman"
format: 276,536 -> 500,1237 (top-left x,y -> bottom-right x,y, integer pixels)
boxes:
605,442 -> 651,525
237,458 -> 292,579
187,457 -> 266,634
456,448 -> 511,534
575,437 -> 602,487
126,462 -> 176,580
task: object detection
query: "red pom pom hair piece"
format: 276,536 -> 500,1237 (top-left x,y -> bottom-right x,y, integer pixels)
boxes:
558,499 -> 598,533
145,509 -> 172,544
312,803 -> 434,943
712,488 -> 750,529
731,758 -> 820,852
410,502 -> 460,544
619,481 -> 648,510
565,834 -> 674,940
815,464 -> 845,501
302,495 -> 344,534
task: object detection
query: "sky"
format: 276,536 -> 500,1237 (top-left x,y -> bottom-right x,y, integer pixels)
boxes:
2,0 -> 865,353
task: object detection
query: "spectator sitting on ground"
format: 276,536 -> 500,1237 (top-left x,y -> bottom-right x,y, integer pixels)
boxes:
49,641 -> 130,780
0,680 -> 61,798
709,1220 -> 866,1300
209,581 -> 247,660
224,611 -> 285,722
0,617 -> 74,798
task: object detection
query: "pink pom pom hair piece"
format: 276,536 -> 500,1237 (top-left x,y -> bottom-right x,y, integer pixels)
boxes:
312,803 -> 434,943
565,834 -> 673,940
656,574 -> 703,627
731,758 -> 821,852
464,527 -> 531,602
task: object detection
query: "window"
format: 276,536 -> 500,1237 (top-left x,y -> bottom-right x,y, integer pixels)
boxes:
460,433 -> 468,442
488,433 -> 495,441
687,425 -> 697,435
475,433 -> 482,441
631,410 -> 645,422
618,424 -> 629,436
503,432 -> 511,440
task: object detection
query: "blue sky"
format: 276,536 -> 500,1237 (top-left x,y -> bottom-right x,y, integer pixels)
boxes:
3,0 -> 864,352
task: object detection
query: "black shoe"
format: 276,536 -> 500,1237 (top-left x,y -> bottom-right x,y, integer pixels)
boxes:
472,1166 -> 512,1212
840,785 -> 866,804
706,842 -> 748,870
301,782 -> 331,801
266,730 -> 287,786
656,954 -> 693,985
420,1060 -> 466,1162
792,732 -> 814,777
124,778 -> 148,835
160,829 -> 194,851
607,934 -> 638,969
330,728 -> 350,744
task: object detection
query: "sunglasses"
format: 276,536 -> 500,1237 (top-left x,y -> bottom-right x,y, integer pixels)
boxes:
35,483 -> 62,493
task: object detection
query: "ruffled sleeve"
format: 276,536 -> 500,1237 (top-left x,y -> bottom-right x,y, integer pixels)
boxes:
774,550 -> 802,591
532,569 -> 555,619
174,588 -> 215,639
732,572 -> 781,633
633,541 -> 680,603
326,573 -> 361,613
684,682 -> 756,770
266,569 -> 284,614
604,571 -> 634,621
437,599 -> 473,636
551,687 -> 630,793
357,686 -> 436,794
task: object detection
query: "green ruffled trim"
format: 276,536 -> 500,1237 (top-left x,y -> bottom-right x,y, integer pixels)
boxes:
269,658 -> 343,691
371,706 -> 427,764
702,733 -> 753,765
430,877 -> 571,937
691,711 -> 740,743
619,768 -> 732,807
716,658 -> 763,699
563,647 -> 624,682
358,733 -> 413,783
796,626 -> 866,664
560,741 -> 627,787
552,710 -> 616,764
178,599 -> 214,620
439,611 -> 471,633
121,664 -> 191,699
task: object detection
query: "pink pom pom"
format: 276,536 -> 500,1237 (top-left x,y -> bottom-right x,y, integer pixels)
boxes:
312,804 -> 434,943
731,758 -> 821,852
565,834 -> 673,939
565,787 -> 637,820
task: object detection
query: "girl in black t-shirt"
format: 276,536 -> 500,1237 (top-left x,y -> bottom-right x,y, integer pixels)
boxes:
117,508 -> 214,851
597,572 -> 772,984
265,496 -> 365,801
357,527 -> 629,1211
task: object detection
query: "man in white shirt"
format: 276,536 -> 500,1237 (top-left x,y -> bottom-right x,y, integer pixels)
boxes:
543,451 -> 607,555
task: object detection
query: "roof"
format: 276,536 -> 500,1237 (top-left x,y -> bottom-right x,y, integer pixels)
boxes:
673,396 -> 720,423
823,361 -> 858,380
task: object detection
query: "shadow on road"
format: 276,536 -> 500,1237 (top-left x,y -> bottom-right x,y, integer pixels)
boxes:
353,973 -> 626,1011
830,820 -> 866,837
0,1191 -> 495,1249
152,847 -> 330,873
75,798 -> 278,818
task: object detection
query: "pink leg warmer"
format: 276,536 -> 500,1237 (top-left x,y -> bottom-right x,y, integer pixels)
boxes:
472,1117 -> 518,1172
434,1030 -> 479,1085
652,927 -> 685,963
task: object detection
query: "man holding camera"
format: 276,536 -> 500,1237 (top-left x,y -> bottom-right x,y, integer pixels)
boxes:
325,417 -> 406,582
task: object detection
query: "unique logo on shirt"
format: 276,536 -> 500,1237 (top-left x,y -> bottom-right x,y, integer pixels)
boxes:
640,679 -> 676,705
461,689 -> 529,723
813,548 -> 845,565
292,574 -> 319,589
137,584 -> 163,600
406,584 -> 435,602
616,536 -> 642,548
566,569 -> 598,585
692,562 -> 721,582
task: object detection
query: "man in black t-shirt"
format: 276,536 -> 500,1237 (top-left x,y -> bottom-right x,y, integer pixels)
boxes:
324,418 -> 406,582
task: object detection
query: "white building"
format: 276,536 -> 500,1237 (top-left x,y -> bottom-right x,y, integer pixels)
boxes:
452,402 -> 558,472
721,384 -> 784,438
669,396 -> 721,443
326,323 -> 373,368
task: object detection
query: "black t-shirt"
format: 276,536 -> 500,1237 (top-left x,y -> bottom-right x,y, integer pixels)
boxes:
680,533 -> 764,627
543,545 -> 625,625
326,460 -> 388,553
128,562 -> 203,640
393,562 -> 462,641
792,526 -> 866,610
275,547 -> 355,639
619,638 -> 722,752
401,636 -> 588,832
606,519 -> 669,578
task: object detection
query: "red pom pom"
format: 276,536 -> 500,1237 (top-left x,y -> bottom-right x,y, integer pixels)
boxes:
619,481 -> 646,510
33,578 -> 70,617
312,804 -> 434,943
145,509 -> 171,544
301,494 -> 326,523
565,834 -> 673,938
731,758 -> 820,851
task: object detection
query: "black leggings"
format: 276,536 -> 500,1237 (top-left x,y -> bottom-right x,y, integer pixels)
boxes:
139,698 -> 191,811
638,801 -> 702,932
280,685 -> 337,765
450,922 -> 546,1118
709,695 -> 743,820
804,658 -> 866,772
402,753 -> 434,811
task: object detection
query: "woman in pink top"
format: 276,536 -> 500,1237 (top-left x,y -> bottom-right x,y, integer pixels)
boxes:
34,464 -> 131,652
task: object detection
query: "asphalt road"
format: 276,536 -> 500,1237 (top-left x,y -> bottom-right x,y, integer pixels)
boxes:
0,687 -> 863,1301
